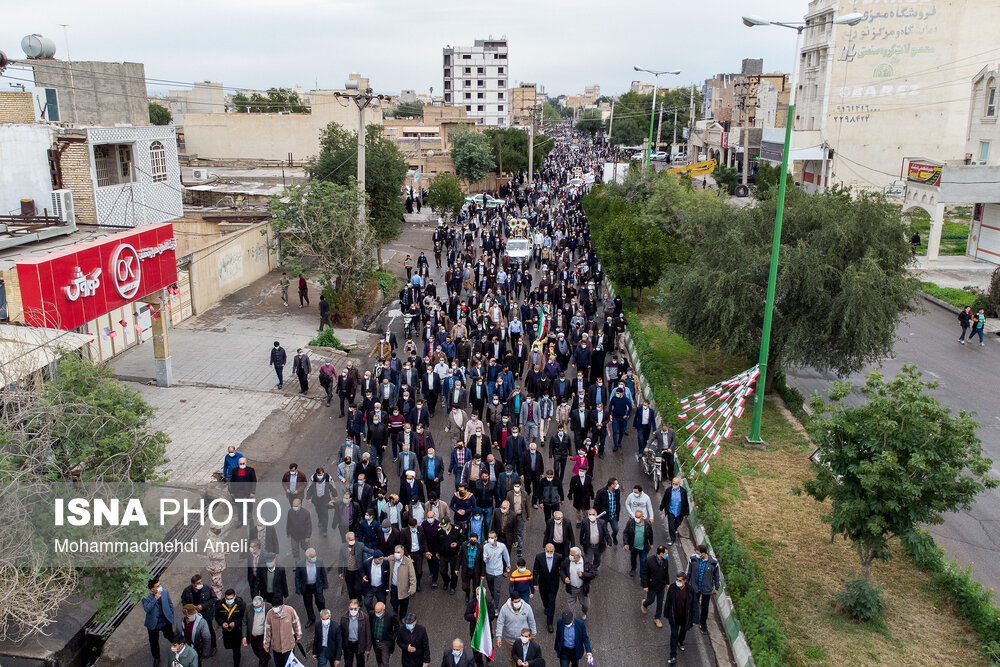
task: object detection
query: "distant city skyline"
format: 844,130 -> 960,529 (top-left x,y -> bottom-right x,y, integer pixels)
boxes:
2,0 -> 806,100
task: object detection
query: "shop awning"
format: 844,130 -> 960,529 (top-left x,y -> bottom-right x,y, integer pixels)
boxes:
0,324 -> 93,385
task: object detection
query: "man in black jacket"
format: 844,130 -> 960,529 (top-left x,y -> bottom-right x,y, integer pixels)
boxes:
312,608 -> 343,667
665,573 -> 694,664
560,547 -> 596,620
537,470 -> 564,524
641,545 -> 670,627
181,574 -> 218,656
256,556 -> 289,605
593,477 -> 622,545
294,548 -> 329,628
511,626 -> 545,667
463,593 -> 497,667
396,613 -> 431,667
659,477 -> 690,547
532,543 -> 564,632
370,601 -> 399,667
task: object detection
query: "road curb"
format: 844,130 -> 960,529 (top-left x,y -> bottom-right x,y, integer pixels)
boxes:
606,281 -> 750,667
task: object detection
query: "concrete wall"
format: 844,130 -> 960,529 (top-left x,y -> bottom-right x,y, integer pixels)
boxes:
0,92 -> 36,124
0,124 -> 55,216
182,221 -> 275,315
182,93 -> 382,162
167,82 -> 225,126
28,60 -> 149,127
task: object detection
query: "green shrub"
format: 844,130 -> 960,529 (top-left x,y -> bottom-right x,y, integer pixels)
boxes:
618,284 -> 789,666
772,369 -> 805,416
837,578 -> 887,621
920,281 -> 977,309
309,327 -> 342,349
374,270 -> 399,296
902,529 -> 1000,663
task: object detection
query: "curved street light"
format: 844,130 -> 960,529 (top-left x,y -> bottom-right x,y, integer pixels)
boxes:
633,66 -> 681,174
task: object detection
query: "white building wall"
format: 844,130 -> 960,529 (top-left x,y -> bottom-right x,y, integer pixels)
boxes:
969,203 -> 1000,264
443,40 -> 509,127
0,124 -> 56,216
87,126 -> 183,228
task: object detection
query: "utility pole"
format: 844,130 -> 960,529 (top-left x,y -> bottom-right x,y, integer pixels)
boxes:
689,85 -> 696,160
655,102 -> 664,153
672,108 -> 678,154
609,98 -> 618,183
334,84 -> 390,227
527,103 -> 540,185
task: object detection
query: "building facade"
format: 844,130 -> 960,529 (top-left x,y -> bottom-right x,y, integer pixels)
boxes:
166,82 -> 225,126
443,39 -> 510,127
25,59 -> 149,126
793,0 -> 1000,193
510,83 -> 538,127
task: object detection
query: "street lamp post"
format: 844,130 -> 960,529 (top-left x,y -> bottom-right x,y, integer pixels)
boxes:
741,11 -> 864,443
634,66 -> 680,174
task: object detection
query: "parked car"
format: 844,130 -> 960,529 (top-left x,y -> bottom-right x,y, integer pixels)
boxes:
650,151 -> 669,161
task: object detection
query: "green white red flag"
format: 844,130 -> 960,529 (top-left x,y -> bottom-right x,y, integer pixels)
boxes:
471,580 -> 494,659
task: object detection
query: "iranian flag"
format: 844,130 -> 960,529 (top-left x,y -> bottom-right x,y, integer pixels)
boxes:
471,581 -> 494,659
536,305 -> 548,340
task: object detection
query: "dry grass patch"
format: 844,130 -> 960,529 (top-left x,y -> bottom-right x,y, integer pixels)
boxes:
717,399 -> 987,667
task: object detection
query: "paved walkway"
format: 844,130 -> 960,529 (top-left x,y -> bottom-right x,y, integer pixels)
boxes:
911,254 -> 997,290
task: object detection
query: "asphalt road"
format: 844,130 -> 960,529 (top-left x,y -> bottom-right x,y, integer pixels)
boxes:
786,301 -> 1000,591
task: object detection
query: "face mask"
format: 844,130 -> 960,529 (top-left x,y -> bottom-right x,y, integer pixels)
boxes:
634,492 -> 641,498
521,636 -> 530,644
376,611 -> 384,618
195,584 -> 203,590
348,539 -> 356,546
589,516 -> 597,522
565,623 -> 573,629
406,623 -> 415,631
359,481 -> 364,486
349,609 -> 359,617
292,506 -> 300,512
156,586 -> 164,594
254,606 -> 263,613
512,602 -> 522,611
489,538 -> 497,545
676,582 -> 685,589
224,598 -> 235,606
322,618 -> 330,626
395,553 -> 403,560
453,650 -> 463,658
518,567 -> 526,573
310,557 -> 317,564
239,463 -> 246,469
266,562 -> 275,569
579,472 -> 586,479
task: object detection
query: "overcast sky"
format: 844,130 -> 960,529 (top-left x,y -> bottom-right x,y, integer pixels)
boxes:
2,0 -> 806,98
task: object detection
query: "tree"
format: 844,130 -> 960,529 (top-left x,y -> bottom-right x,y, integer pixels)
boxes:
575,109 -> 603,135
449,128 -> 495,185
542,104 -> 562,123
310,122 -> 408,267
712,164 -> 739,195
802,365 -> 996,580
426,173 -> 466,223
483,128 -> 553,175
752,161 -> 780,200
231,88 -> 308,113
0,353 -> 170,637
387,101 -> 424,118
660,186 -> 919,391
607,89 -> 700,147
584,182 -> 684,301
148,103 -> 171,125
269,180 -> 376,305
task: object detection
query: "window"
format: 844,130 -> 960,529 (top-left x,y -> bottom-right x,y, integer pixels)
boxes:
498,67 -> 504,74
149,140 -> 168,182
478,80 -> 485,87
478,105 -> 484,111
118,145 -> 133,180
498,105 -> 504,112
466,105 -> 472,111
974,203 -> 985,221
464,67 -> 471,74
465,80 -> 471,87
95,146 -> 111,187
465,92 -> 471,100
444,55 -> 451,65
498,80 -> 505,87
987,80 -> 997,116
477,67 -> 484,74
462,54 -> 471,59
980,141 -> 990,162
498,92 -> 505,100
445,93 -> 451,102
444,68 -> 451,78
444,81 -> 451,90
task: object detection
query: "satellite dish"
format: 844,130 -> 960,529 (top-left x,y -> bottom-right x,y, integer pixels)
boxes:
0,51 -> 8,73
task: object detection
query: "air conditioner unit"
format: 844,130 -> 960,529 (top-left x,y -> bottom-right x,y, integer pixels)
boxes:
190,168 -> 210,181
50,189 -> 74,223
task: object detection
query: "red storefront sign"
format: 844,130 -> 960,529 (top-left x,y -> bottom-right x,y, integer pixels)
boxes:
16,223 -> 178,331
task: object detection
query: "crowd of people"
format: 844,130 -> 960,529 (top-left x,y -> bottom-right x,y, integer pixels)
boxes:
146,129 -> 721,667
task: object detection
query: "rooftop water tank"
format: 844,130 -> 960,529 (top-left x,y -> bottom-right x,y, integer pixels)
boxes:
21,34 -> 56,59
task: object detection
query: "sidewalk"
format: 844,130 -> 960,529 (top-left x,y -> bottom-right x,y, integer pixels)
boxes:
910,254 -> 997,290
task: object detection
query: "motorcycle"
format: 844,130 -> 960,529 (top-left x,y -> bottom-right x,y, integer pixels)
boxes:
403,312 -> 415,341
641,448 -> 663,492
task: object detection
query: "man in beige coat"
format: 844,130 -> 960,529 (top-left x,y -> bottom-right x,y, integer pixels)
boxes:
262,594 -> 302,667
389,545 -> 418,620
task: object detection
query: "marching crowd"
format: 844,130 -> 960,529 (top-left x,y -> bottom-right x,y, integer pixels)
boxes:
144,129 -> 720,667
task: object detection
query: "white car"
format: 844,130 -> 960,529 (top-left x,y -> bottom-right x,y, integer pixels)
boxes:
569,177 -> 584,187
650,151 -> 669,161
505,237 -> 533,260
465,193 -> 502,209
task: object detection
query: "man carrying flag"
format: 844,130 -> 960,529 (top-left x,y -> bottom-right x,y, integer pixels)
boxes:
465,579 -> 496,667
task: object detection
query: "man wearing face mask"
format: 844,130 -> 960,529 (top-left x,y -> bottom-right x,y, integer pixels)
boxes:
578,509 -> 610,571
442,637 -> 476,667
311,608 -> 343,667
389,545 -> 418,619
215,588 -> 246,667
623,510 -> 654,580
593,478 -> 622,546
285,498 -> 312,560
532,543 -> 564,633
368,600 -> 398,667
142,577 -> 175,667
512,626 -> 544,667
554,610 -> 592,667
641,546 -> 671,628
665,574 -> 693,664
567,469 -> 594,524
560,548 -> 596,622
294,548 -> 328,628
242,595 -> 270,667
659,477 -> 690,547
175,603 -> 213,662
181,574 -> 218,657
230,457 -> 257,508
340,600 -> 372,667
168,640 -> 200,667
623,485 -> 655,529
257,554 -> 289,606
395,613 -> 431,667
685,545 -> 720,636
543,510 -> 576,561
495,592 -> 537,667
